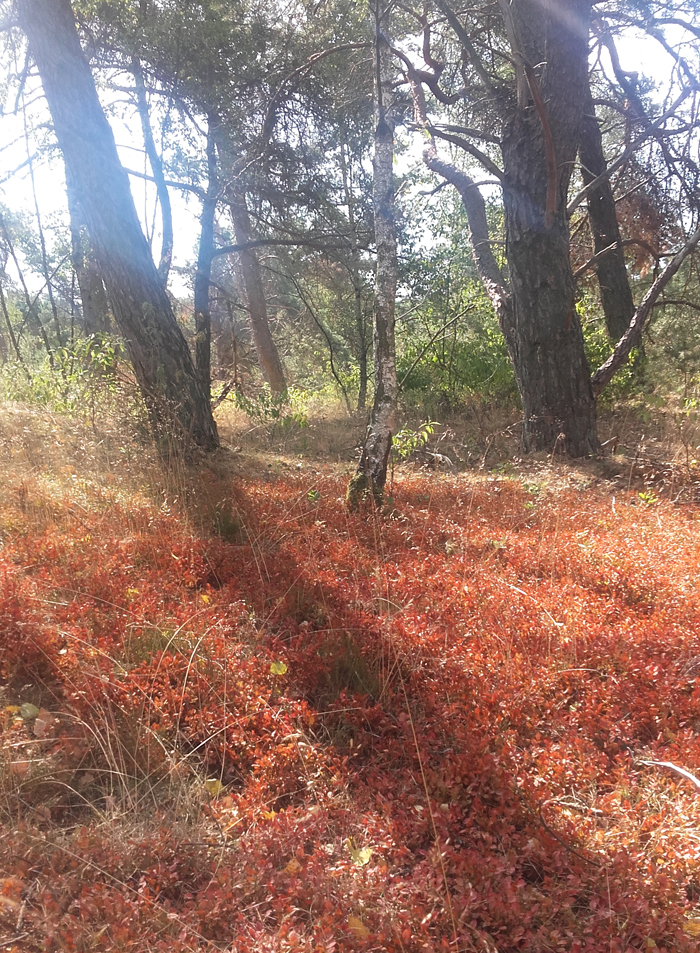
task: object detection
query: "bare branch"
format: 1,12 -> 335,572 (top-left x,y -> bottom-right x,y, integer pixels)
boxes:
124,166 -> 206,200
212,235 -> 354,258
591,227 -> 700,397
572,238 -> 664,281
567,86 -> 694,215
433,0 -> 500,101
427,125 -> 504,181
639,760 -> 700,793
405,65 -> 509,314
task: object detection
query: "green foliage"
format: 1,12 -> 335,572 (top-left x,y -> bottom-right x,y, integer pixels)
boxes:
0,334 -> 125,418
232,385 -> 310,434
397,194 -> 516,411
392,420 -> 438,461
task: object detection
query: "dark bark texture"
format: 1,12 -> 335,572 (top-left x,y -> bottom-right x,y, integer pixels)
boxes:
17,0 -> 218,451
193,119 -> 217,391
498,0 -> 598,455
579,82 -> 635,341
228,187 -> 287,394
362,18 -> 398,501
66,170 -> 111,335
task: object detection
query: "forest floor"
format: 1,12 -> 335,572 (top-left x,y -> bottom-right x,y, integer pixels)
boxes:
2,398 -> 700,952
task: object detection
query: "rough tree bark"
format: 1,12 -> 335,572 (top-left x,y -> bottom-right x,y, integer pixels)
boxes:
579,80 -> 635,341
228,187 -> 287,394
498,0 -> 598,455
17,0 -> 218,451
348,6 -> 398,507
429,0 -> 598,456
193,116 -> 217,394
65,168 -> 111,335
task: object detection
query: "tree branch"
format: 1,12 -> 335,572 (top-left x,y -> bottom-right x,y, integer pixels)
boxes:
212,235 -> 355,258
406,65 -> 509,315
567,86 -> 693,215
572,238 -> 664,281
433,0 -> 500,101
124,166 -> 205,200
591,227 -> 700,397
427,125 -> 504,181
260,42 -> 370,148
131,58 -> 174,284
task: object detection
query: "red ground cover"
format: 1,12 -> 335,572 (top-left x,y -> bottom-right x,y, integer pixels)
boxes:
2,468 -> 700,951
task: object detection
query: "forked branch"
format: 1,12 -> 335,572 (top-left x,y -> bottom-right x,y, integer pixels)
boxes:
591,226 -> 700,396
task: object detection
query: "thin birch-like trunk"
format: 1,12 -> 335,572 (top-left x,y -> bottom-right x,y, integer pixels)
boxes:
348,5 -> 397,507
193,117 -> 217,395
131,57 -> 174,285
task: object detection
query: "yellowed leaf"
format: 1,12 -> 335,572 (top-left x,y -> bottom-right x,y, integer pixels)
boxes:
270,661 -> 288,676
684,918 -> 700,937
348,915 -> 370,940
204,778 -> 224,797
284,858 -> 302,875
347,837 -> 373,866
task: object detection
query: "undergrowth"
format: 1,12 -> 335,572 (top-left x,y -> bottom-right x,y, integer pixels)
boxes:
2,406 -> 700,952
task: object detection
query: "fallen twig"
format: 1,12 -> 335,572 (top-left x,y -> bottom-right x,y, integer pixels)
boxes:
639,759 -> 700,792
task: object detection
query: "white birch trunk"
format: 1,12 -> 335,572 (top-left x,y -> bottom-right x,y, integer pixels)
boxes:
349,11 -> 397,507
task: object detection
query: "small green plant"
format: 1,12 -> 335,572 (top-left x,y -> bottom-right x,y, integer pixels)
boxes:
392,421 -> 439,462
0,333 -> 124,420
638,490 -> 659,506
233,385 -> 309,437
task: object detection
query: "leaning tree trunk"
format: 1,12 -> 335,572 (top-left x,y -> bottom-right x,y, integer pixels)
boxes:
579,81 -> 635,341
17,0 -> 218,452
66,169 -> 111,335
348,9 -> 398,507
228,189 -> 287,394
499,0 -> 598,456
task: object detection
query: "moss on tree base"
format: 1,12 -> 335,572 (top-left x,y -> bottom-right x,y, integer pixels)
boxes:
346,470 -> 383,511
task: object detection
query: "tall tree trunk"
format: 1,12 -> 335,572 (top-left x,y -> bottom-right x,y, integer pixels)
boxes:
579,81 -> 635,341
131,57 -> 174,285
66,169 -> 111,335
0,281 -> 27,372
498,0 -> 598,455
193,117 -> 217,391
420,0 -> 598,456
228,187 -> 287,394
349,7 -> 398,507
339,137 -> 369,412
17,0 -> 218,451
